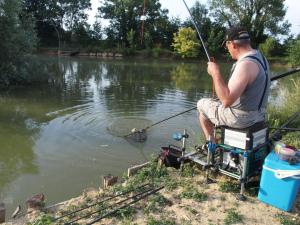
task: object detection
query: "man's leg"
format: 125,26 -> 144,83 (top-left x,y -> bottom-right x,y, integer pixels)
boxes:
197,98 -> 219,142
199,112 -> 215,142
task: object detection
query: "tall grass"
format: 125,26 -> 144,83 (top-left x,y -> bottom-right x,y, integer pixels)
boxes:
268,75 -> 300,148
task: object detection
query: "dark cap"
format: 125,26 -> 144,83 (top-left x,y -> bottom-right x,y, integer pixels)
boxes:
225,26 -> 250,41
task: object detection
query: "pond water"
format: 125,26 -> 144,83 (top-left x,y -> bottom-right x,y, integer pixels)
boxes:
0,56 -> 287,216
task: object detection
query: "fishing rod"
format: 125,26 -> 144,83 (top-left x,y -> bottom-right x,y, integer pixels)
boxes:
64,185 -> 164,225
54,182 -> 151,221
181,0 -> 211,62
270,110 -> 300,141
124,67 -> 300,139
87,186 -> 164,225
270,66 -> 300,81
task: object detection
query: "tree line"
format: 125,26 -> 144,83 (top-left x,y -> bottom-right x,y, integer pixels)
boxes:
0,0 -> 300,85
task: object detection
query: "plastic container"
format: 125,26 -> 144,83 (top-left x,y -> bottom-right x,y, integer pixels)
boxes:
258,151 -> 300,211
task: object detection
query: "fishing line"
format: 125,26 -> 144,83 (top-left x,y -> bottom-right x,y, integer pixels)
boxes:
181,0 -> 211,62
125,68 -> 300,140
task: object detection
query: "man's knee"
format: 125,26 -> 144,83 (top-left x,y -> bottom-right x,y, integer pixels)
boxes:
197,98 -> 210,112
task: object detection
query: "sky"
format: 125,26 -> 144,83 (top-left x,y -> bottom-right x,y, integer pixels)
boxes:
88,0 -> 300,36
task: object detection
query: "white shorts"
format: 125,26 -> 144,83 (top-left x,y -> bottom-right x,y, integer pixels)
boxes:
197,98 -> 265,128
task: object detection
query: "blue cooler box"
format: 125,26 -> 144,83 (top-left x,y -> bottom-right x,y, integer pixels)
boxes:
258,151 -> 300,211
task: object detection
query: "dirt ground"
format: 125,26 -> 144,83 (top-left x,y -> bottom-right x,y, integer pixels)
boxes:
3,165 -> 300,225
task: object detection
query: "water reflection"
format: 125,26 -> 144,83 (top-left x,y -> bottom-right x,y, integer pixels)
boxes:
0,56 -> 222,215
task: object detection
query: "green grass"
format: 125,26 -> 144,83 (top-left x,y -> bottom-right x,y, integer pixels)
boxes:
276,213 -> 300,225
223,209 -> 243,225
27,214 -> 54,225
143,193 -> 172,214
179,185 -> 208,202
146,216 -> 176,225
219,180 -> 240,193
268,76 -> 300,148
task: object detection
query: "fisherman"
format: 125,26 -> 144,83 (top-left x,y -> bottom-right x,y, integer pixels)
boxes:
197,26 -> 271,143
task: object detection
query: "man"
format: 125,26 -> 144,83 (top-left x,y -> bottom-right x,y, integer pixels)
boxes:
197,26 -> 270,142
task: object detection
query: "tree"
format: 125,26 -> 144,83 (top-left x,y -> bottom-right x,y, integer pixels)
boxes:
208,0 -> 291,47
0,0 -> 37,85
60,0 -> 91,32
23,0 -> 91,46
183,1 -> 226,56
23,0 -> 63,46
98,0 -> 172,48
172,27 -> 200,58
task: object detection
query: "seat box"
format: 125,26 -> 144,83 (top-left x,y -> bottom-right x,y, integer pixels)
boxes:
258,151 -> 300,211
221,122 -> 268,150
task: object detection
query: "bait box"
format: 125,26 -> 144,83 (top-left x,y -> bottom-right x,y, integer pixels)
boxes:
221,122 -> 268,150
258,151 -> 300,211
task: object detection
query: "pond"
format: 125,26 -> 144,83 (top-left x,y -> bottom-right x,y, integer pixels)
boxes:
0,55 -> 287,216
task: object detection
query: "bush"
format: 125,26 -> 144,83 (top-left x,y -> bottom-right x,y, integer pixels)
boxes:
287,39 -> 300,67
259,37 -> 279,57
172,27 -> 200,58
0,0 -> 37,86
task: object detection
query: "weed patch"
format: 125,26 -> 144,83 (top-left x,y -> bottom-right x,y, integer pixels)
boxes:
223,209 -> 243,225
276,213 -> 300,225
219,180 -> 240,193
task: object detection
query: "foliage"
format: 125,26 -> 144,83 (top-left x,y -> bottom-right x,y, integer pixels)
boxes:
223,209 -> 243,225
127,28 -> 136,50
113,206 -> 136,220
23,0 -> 91,47
172,27 -> 200,58
276,213 -> 300,225
143,193 -> 171,214
287,39 -> 300,67
146,216 -> 176,225
260,37 -> 280,57
180,184 -> 208,202
182,2 -> 225,56
27,213 -> 54,225
98,0 -> 175,49
0,0 -> 37,86
208,0 -> 291,47
219,180 -> 240,193
268,76 -> 300,148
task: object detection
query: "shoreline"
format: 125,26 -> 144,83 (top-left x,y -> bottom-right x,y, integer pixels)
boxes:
2,161 -> 300,225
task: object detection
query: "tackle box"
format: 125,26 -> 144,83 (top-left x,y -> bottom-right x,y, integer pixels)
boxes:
221,122 -> 268,150
258,151 -> 300,211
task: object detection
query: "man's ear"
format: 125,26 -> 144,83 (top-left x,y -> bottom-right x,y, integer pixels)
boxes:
232,42 -> 238,49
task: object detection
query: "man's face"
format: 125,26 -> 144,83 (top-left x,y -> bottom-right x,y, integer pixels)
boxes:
226,41 -> 237,60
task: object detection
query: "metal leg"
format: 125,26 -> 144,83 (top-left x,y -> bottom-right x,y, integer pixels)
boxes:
180,129 -> 187,174
237,151 -> 248,201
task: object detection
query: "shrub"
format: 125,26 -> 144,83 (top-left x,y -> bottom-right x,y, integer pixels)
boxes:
172,27 -> 200,58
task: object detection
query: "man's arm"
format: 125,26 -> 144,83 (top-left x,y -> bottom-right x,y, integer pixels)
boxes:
207,61 -> 259,108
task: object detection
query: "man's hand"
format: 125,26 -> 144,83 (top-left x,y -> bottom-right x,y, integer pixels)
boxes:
207,62 -> 221,77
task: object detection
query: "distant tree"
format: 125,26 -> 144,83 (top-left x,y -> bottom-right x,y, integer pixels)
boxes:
0,0 -> 37,85
98,0 -> 172,48
23,0 -> 91,47
23,0 -> 63,47
183,2 -> 226,56
60,0 -> 91,32
208,0 -> 291,47
172,27 -> 200,58
183,1 -> 211,41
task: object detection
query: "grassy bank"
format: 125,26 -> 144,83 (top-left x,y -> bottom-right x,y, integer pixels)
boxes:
25,157 -> 300,225
268,74 -> 300,148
